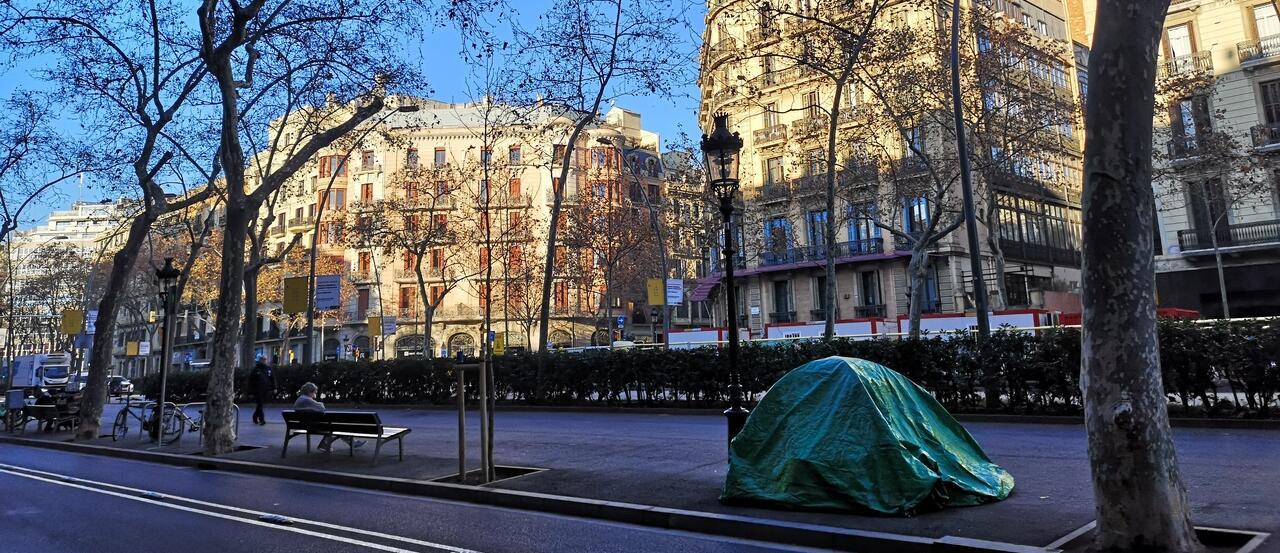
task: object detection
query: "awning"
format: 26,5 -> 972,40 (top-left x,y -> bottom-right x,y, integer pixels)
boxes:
689,275 -> 722,302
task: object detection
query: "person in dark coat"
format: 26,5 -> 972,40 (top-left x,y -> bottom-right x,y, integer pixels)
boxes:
248,358 -> 276,425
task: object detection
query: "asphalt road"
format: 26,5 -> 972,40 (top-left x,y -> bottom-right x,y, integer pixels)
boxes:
0,444 -> 831,553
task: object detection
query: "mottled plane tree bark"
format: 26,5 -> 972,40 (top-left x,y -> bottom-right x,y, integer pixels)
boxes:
1081,0 -> 1202,550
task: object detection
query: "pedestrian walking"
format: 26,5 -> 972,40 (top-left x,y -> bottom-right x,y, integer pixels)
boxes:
249,357 -> 276,425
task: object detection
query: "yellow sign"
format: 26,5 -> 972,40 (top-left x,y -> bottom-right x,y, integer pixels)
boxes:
284,277 -> 309,314
126,341 -> 139,356
646,278 -> 665,306
61,309 -> 85,335
368,316 -> 382,336
493,332 -> 506,356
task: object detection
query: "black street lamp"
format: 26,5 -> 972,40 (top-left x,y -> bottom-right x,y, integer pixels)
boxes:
152,257 -> 180,443
701,113 -> 749,448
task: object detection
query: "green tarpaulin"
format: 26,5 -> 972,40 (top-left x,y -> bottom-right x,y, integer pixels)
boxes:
721,356 -> 1014,515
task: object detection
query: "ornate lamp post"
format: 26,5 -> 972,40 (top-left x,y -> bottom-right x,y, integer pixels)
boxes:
701,113 -> 749,447
152,258 -> 181,442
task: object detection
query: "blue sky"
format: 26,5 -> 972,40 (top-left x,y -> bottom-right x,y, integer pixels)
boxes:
10,0 -> 707,230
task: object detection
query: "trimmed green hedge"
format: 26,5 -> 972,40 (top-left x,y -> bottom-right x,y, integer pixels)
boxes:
134,319 -> 1280,418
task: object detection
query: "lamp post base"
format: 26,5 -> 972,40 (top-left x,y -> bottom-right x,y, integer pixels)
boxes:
724,405 -> 750,449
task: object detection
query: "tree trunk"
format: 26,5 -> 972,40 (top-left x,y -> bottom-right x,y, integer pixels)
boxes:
1203,192 -> 1230,319
823,77 -> 847,342
241,265 -> 259,370
1082,1 -> 1201,549
77,212 -> 153,440
987,233 -> 1008,310
203,201 -> 249,455
906,250 -> 926,340
415,266 -> 435,358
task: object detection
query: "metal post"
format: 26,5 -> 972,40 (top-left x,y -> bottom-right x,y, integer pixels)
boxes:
951,0 -> 990,339
476,346 -> 490,484
153,288 -> 173,443
720,196 -> 749,448
456,363 -> 466,479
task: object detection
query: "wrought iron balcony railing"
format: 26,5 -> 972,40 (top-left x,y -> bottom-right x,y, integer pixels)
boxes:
1239,34 -> 1280,63
1177,219 -> 1280,251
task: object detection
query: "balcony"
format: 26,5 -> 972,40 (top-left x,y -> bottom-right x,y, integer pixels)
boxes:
789,115 -> 827,139
758,182 -> 792,203
393,268 -> 419,282
809,308 -> 840,322
1158,51 -> 1212,79
769,311 -> 796,323
999,238 -> 1082,267
760,238 -> 898,267
351,270 -> 376,284
436,304 -> 480,322
748,27 -> 781,46
1166,135 -> 1206,160
270,225 -> 286,238
710,86 -> 738,109
854,304 -> 886,318
1239,34 -> 1280,64
287,215 -> 315,232
544,190 -> 579,205
706,37 -> 738,69
753,124 -> 787,146
1176,219 -> 1280,252
1251,124 -> 1280,149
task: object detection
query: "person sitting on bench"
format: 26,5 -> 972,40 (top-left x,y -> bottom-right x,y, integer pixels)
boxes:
293,382 -> 365,452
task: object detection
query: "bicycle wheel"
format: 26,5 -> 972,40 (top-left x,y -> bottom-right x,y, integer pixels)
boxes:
112,409 -> 130,441
160,406 -> 184,445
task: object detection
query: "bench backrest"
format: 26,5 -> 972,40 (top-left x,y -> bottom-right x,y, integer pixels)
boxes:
282,409 -> 328,433
27,405 -> 59,421
281,409 -> 382,435
325,411 -> 383,435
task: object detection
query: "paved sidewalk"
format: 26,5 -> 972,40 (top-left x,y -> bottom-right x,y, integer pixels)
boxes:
37,402 -> 1280,550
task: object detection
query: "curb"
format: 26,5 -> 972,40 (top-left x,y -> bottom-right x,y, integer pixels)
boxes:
243,402 -> 1280,430
0,435 -> 1046,553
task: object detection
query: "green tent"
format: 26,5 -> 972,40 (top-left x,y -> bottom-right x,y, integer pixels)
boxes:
721,356 -> 1014,515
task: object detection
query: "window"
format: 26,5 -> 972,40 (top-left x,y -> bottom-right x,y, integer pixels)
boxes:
430,249 -> 443,269
357,289 -> 370,319
759,1 -> 773,31
357,252 -> 371,273
806,90 -> 821,119
1037,19 -> 1047,36
554,281 -> 569,310
508,245 -> 522,270
772,280 -> 792,315
847,203 -> 881,245
406,148 -> 419,167
762,56 -> 775,85
765,156 -> 784,185
593,182 -> 607,198
509,145 -> 521,163
807,149 -> 825,176
360,183 -> 373,202
430,285 -> 445,305
1166,23 -> 1193,59
806,210 -> 828,249
903,126 -> 924,157
904,196 -> 930,234
435,180 -> 450,196
361,150 -> 375,169
591,147 -> 609,169
1021,13 -> 1032,29
434,147 -> 446,167
1170,95 -> 1210,155
553,144 -> 567,162
433,214 -> 448,233
995,193 -> 1082,254
764,103 -> 779,127
318,155 -> 346,178
399,287 -> 415,316
508,211 -> 523,229
1255,3 -> 1280,40
924,266 -> 941,313
859,271 -> 881,306
813,276 -> 827,317
322,188 -> 345,211
764,216 -> 791,253
508,178 -> 521,197
1261,79 -> 1280,124
401,250 -> 415,271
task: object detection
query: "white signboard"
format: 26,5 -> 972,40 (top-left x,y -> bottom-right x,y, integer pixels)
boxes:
314,275 -> 342,310
665,278 -> 684,305
381,316 -> 398,335
138,341 -> 152,356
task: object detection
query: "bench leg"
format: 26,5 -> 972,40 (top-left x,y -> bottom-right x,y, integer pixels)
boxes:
305,434 -> 311,453
372,440 -> 383,466
398,437 -> 404,462
282,434 -> 291,458
349,438 -> 354,457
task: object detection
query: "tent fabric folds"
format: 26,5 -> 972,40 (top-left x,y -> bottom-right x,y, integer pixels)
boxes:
721,356 -> 1014,515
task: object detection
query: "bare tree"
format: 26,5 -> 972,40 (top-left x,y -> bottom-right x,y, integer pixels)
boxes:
1081,0 -> 1202,550
513,0 -> 694,360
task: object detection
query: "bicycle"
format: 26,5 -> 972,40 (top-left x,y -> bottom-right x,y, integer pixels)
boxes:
111,398 -> 175,442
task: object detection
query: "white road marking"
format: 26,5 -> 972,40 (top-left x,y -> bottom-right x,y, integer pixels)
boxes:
0,465 -> 480,553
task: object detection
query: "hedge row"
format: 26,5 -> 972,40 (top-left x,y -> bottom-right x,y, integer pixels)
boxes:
135,319 -> 1280,418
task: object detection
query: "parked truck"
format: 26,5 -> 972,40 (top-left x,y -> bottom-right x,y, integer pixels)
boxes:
9,353 -> 72,389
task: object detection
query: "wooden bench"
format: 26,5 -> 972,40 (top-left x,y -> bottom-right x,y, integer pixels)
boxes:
281,410 -> 410,465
